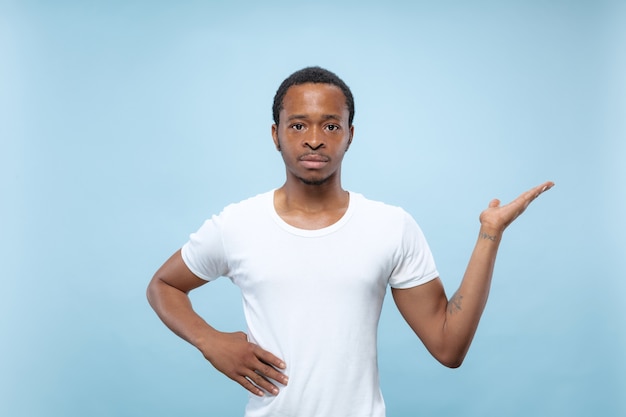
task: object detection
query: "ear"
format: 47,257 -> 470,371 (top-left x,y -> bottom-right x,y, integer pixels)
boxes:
345,125 -> 354,152
271,124 -> 281,151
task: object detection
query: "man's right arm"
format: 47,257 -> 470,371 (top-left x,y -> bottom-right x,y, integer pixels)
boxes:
146,250 -> 289,396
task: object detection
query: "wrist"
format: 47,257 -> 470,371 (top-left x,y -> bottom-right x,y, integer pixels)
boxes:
191,327 -> 223,358
478,226 -> 502,242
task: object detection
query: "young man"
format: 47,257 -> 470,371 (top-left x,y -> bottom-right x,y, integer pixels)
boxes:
147,66 -> 553,416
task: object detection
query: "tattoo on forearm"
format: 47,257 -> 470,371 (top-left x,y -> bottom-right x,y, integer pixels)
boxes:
448,293 -> 463,314
480,231 -> 497,241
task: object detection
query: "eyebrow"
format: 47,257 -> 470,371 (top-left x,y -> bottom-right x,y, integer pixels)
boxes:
286,114 -> 343,122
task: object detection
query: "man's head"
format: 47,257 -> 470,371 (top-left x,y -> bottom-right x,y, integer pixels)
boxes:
273,67 -> 355,127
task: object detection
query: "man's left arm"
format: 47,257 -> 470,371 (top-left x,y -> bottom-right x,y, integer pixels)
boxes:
392,181 -> 554,368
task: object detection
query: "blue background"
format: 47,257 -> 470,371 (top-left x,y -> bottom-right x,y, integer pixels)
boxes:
2,1 -> 624,416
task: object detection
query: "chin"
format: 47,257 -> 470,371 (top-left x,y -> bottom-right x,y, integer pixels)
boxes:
298,176 -> 330,186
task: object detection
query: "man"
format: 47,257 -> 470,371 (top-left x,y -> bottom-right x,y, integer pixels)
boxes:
147,66 -> 553,416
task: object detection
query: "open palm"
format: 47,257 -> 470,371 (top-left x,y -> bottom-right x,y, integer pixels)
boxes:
479,181 -> 554,233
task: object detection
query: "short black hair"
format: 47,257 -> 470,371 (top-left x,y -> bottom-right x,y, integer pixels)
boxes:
272,66 -> 355,126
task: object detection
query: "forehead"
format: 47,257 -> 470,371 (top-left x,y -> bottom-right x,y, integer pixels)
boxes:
281,83 -> 348,116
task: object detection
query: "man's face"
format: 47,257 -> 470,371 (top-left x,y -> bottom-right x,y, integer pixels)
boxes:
272,83 -> 354,186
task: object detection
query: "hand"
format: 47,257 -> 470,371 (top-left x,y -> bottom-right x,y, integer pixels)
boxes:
201,331 -> 288,397
479,181 -> 554,235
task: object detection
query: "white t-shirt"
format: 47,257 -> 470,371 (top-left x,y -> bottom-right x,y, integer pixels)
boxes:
182,190 -> 439,417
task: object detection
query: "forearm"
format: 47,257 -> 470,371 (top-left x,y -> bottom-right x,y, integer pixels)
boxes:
147,278 -> 220,353
147,250 -> 288,396
396,182 -> 553,367
441,226 -> 501,364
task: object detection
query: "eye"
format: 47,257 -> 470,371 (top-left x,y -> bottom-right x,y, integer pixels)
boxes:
326,124 -> 340,131
291,123 -> 304,131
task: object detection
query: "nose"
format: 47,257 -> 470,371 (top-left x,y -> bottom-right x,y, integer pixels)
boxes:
304,127 -> 324,150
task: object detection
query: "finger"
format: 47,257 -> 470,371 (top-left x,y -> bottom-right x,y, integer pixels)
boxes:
254,346 -> 287,370
253,347 -> 289,385
488,198 -> 500,208
247,370 -> 281,396
529,181 -> 555,199
513,181 -> 554,207
233,374 -> 265,397
255,359 -> 289,386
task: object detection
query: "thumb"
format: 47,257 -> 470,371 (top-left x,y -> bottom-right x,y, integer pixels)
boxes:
488,198 -> 501,208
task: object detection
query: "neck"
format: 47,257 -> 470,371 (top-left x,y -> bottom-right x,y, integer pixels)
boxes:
277,178 -> 348,213
273,181 -> 350,230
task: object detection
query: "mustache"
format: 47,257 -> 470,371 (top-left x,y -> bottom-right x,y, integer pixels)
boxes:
298,152 -> 330,162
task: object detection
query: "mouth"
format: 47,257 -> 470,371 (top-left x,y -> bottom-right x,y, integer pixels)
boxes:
299,153 -> 330,162
298,153 -> 330,169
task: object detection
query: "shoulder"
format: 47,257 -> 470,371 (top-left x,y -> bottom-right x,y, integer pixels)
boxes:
218,190 -> 273,219
350,191 -> 429,239
350,191 -> 412,221
187,190 -> 274,249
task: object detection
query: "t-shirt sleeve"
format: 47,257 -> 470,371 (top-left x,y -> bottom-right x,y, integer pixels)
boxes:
180,215 -> 229,281
388,211 -> 439,289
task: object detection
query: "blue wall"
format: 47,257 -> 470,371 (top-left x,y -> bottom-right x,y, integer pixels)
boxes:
1,1 -> 624,416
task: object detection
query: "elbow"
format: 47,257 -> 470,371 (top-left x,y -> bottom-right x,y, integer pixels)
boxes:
433,348 -> 468,369
146,275 -> 162,309
440,357 -> 464,369
146,281 -> 154,305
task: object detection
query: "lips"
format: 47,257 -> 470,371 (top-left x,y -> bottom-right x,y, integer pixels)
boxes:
298,153 -> 329,169
298,153 -> 330,162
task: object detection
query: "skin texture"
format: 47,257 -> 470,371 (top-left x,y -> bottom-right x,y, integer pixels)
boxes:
146,81 -> 554,397
271,83 -> 354,229
391,182 -> 553,367
147,251 -> 288,396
